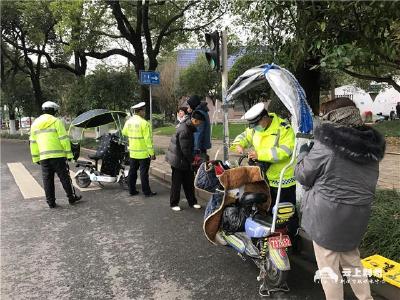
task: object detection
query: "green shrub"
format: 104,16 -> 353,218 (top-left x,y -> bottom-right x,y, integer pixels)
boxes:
360,189 -> 400,261
152,114 -> 166,129
0,133 -> 29,140
154,123 -> 248,139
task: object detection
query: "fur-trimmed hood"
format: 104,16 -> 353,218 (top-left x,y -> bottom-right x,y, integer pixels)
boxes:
314,123 -> 386,163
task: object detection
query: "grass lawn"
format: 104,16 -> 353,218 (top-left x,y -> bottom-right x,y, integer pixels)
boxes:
373,120 -> 400,137
154,123 -> 248,140
360,189 -> 400,261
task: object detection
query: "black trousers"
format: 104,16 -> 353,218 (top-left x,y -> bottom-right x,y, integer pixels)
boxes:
170,167 -> 197,207
269,185 -> 299,238
128,158 -> 151,195
41,158 -> 74,205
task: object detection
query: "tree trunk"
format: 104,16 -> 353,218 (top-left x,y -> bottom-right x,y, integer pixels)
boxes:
8,109 -> 16,134
30,74 -> 44,115
140,85 -> 150,119
295,58 -> 321,115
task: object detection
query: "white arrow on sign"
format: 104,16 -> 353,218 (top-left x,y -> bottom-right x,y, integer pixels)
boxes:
151,76 -> 159,80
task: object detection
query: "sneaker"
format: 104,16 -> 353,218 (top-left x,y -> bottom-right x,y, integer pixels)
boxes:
130,191 -> 139,196
171,206 -> 181,211
69,195 -> 82,204
192,204 -> 202,209
145,192 -> 157,197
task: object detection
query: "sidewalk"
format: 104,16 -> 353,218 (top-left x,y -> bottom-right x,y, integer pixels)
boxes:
151,135 -> 400,192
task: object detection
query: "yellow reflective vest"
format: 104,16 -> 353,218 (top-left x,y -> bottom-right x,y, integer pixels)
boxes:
30,114 -> 73,163
230,113 -> 296,188
122,115 -> 155,159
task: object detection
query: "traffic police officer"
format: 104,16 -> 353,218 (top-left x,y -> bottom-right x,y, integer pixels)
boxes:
231,102 -> 299,238
30,101 -> 81,208
122,102 -> 157,197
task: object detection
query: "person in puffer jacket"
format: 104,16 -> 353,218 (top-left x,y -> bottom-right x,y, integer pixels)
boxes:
186,95 -> 211,154
295,98 -> 385,300
165,110 -> 205,211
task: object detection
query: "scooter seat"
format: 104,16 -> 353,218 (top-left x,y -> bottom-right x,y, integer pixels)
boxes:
238,192 -> 267,206
253,214 -> 286,229
75,160 -> 93,167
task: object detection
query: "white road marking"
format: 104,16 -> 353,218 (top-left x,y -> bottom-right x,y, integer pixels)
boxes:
69,170 -> 102,191
7,163 -> 45,199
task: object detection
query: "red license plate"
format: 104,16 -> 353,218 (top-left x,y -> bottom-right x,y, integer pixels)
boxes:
268,235 -> 292,249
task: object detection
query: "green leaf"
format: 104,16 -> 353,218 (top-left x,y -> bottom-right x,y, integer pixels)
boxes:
320,21 -> 326,32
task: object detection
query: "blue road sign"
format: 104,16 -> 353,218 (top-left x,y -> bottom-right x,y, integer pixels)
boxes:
139,71 -> 160,85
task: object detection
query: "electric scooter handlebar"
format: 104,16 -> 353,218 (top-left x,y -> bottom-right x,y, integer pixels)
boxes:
238,154 -> 259,167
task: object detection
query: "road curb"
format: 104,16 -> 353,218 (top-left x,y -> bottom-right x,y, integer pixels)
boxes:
149,164 -> 212,205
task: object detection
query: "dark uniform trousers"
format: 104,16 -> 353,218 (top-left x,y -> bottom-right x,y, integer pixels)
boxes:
128,158 -> 151,195
41,157 -> 74,205
169,167 -> 197,207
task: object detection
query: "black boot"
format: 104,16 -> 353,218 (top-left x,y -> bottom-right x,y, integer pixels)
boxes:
69,195 -> 82,204
47,201 -> 57,208
144,192 -> 157,197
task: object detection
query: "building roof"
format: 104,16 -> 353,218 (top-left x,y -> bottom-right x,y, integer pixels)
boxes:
176,48 -> 240,70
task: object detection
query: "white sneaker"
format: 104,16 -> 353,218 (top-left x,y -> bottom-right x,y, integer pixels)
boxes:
171,206 -> 181,211
192,204 -> 201,209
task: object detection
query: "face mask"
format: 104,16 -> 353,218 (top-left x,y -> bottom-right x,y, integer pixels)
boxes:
254,125 -> 265,132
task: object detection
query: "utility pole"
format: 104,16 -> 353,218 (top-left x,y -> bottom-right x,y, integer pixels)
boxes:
205,29 -> 230,161
221,30 -> 229,162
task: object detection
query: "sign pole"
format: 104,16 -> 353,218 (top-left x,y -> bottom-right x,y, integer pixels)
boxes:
221,30 -> 229,162
149,85 -> 153,128
139,70 -> 159,128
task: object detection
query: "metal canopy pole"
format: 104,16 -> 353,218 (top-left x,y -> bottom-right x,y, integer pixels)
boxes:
221,30 -> 229,162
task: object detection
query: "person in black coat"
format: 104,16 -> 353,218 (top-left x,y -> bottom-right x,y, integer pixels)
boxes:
165,110 -> 205,211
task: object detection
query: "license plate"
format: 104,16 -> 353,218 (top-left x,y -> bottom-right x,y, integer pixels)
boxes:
268,235 -> 292,249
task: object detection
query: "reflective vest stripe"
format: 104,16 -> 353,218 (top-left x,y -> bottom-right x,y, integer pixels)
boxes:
271,147 -> 279,162
273,130 -> 280,147
280,145 -> 292,156
34,128 -> 57,135
39,150 -> 69,155
59,135 -> 69,140
30,140 -> 37,143
128,136 -> 144,140
270,178 -> 296,186
129,149 -> 147,152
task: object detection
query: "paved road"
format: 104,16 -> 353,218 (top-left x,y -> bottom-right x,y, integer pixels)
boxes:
1,139 -> 384,299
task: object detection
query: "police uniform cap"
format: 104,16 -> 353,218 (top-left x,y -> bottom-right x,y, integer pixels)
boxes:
42,101 -> 60,110
242,103 -> 268,126
131,102 -> 146,111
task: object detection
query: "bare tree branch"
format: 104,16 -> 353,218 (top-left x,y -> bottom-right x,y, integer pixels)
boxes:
107,0 -> 137,45
342,68 -> 400,93
85,48 -> 136,62
2,34 -> 82,75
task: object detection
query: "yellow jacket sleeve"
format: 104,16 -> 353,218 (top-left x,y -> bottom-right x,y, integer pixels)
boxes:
230,128 -> 253,151
122,121 -> 128,137
258,127 -> 295,162
29,130 -> 40,163
142,121 -> 155,156
55,119 -> 73,159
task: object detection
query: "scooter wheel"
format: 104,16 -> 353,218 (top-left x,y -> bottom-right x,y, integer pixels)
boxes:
76,172 -> 91,188
266,260 -> 288,288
